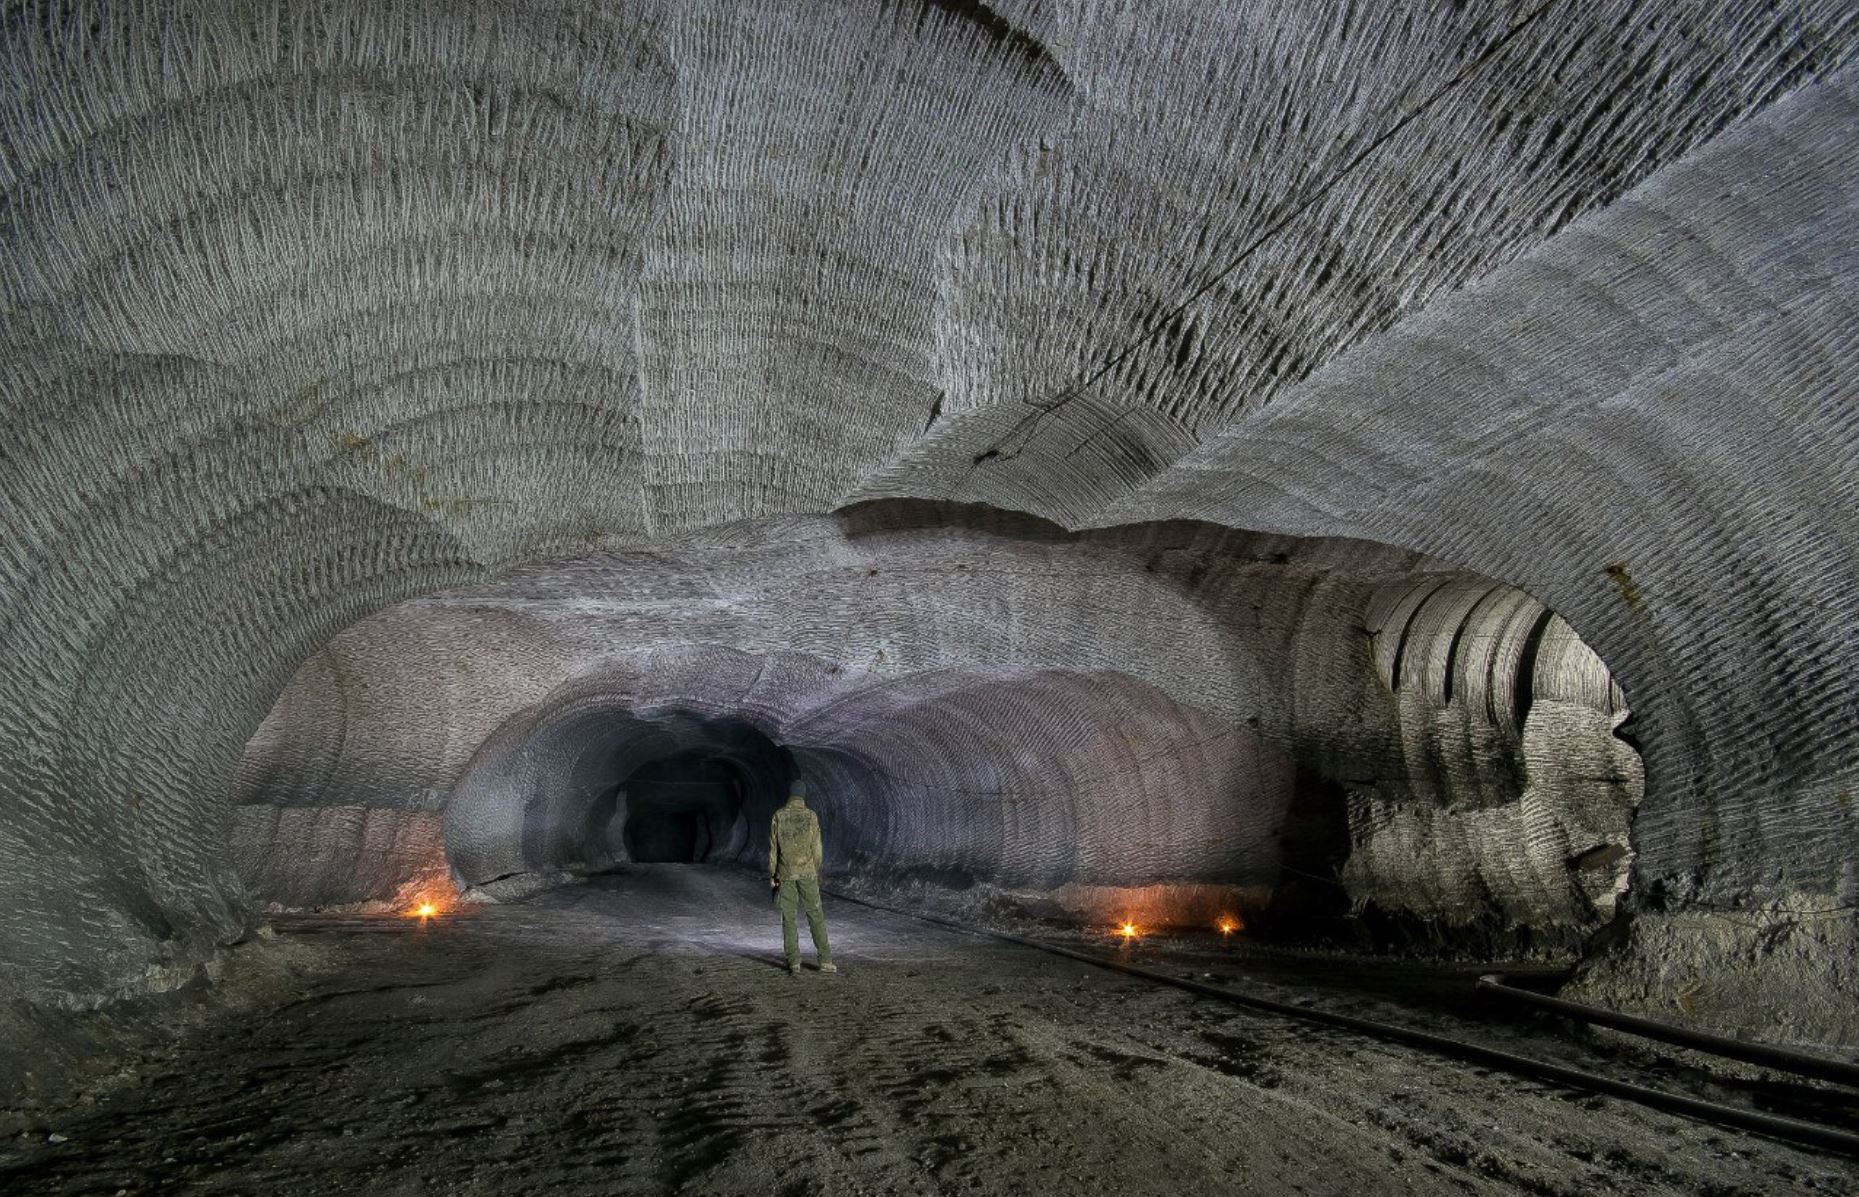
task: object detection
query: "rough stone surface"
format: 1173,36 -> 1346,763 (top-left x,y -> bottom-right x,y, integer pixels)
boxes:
1102,64 -> 1859,1040
7,869 -> 1856,1196
3,0 -> 1856,1087
231,514 -> 1635,959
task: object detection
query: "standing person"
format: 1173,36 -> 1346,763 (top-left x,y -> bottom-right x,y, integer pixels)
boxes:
769,780 -> 836,975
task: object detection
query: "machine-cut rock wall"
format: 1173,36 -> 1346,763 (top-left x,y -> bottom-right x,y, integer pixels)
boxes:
4,0 -> 1856,1066
230,513 -> 1637,954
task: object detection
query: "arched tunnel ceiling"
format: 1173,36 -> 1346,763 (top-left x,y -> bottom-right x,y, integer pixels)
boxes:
7,2 -> 1858,537
3,0 -> 1859,1047
231,515 -> 1638,963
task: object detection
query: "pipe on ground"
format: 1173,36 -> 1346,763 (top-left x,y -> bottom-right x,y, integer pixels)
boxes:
1476,973 -> 1859,1088
826,888 -> 1859,1158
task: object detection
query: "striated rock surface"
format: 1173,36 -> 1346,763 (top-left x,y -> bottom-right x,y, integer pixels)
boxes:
3,1 -> 1855,1055
230,513 -> 1636,956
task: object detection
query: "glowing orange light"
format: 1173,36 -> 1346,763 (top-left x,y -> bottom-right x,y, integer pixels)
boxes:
1217,916 -> 1241,935
417,903 -> 437,919
1118,921 -> 1140,940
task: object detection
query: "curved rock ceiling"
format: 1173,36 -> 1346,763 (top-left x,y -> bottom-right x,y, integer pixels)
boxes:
232,514 -> 1636,953
3,0 -> 1858,1051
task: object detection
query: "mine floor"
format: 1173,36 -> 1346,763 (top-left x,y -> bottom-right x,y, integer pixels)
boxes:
3,866 -> 1855,1196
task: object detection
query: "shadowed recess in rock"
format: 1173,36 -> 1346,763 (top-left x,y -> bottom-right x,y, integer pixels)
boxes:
230,515 -> 1641,959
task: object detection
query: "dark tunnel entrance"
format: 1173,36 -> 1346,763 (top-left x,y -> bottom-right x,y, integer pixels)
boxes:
443,699 -> 795,890
613,752 -> 749,863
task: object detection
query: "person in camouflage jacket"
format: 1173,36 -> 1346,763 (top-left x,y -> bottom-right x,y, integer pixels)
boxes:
769,780 -> 836,975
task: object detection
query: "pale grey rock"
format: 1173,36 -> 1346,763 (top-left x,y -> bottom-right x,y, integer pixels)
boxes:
228,515 -> 1633,958
1,1 -> 1854,1071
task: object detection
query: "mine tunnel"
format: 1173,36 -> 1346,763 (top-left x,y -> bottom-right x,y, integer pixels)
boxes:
614,753 -> 749,864
4,3 -> 1859,1195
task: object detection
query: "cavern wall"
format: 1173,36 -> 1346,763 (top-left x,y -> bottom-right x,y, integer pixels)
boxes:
231,511 -> 1636,950
1103,67 -> 1859,1044
3,0 -> 1854,1055
435,651 -> 1298,919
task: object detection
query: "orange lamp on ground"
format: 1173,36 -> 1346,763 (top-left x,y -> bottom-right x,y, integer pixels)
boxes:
405,895 -> 445,920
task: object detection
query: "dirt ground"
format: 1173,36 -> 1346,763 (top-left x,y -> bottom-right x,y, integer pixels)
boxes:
2,866 -> 1855,1196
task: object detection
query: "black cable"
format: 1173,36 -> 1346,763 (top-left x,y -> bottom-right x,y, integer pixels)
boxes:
1477,973 -> 1859,1088
824,888 -> 1859,1158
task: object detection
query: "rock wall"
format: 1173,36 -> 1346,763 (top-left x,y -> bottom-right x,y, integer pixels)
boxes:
231,512 -> 1636,953
1103,67 -> 1859,1043
3,0 -> 1853,1050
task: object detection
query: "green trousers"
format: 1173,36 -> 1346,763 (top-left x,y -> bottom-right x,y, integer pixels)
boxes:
776,875 -> 832,968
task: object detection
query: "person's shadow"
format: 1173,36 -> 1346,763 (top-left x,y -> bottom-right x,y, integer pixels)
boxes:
733,952 -> 792,971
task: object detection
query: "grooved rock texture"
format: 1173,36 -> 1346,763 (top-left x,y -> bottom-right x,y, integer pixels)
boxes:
231,513 -> 1635,951
1345,578 -> 1641,939
3,0 -> 1856,1052
440,652 -> 1296,911
1101,63 -> 1859,1042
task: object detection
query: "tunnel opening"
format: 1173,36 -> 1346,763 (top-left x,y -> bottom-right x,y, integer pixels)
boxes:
611,751 -> 750,864
442,696 -> 794,896
230,552 -> 1648,974
1330,576 -> 1645,959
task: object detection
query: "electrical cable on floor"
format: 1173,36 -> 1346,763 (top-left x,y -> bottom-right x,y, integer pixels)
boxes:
823,889 -> 1859,1158
1476,974 -> 1859,1088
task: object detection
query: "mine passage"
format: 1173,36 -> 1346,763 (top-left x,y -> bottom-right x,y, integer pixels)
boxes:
5,868 -> 1853,1197
7,3 -> 1859,1195
613,752 -> 750,863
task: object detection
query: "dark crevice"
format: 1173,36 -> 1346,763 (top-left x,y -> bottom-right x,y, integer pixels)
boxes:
1512,608 -> 1557,730
1611,710 -> 1643,755
1389,577 -> 1456,693
619,752 -> 748,864
907,0 -> 1072,90
1440,603 -> 1472,706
